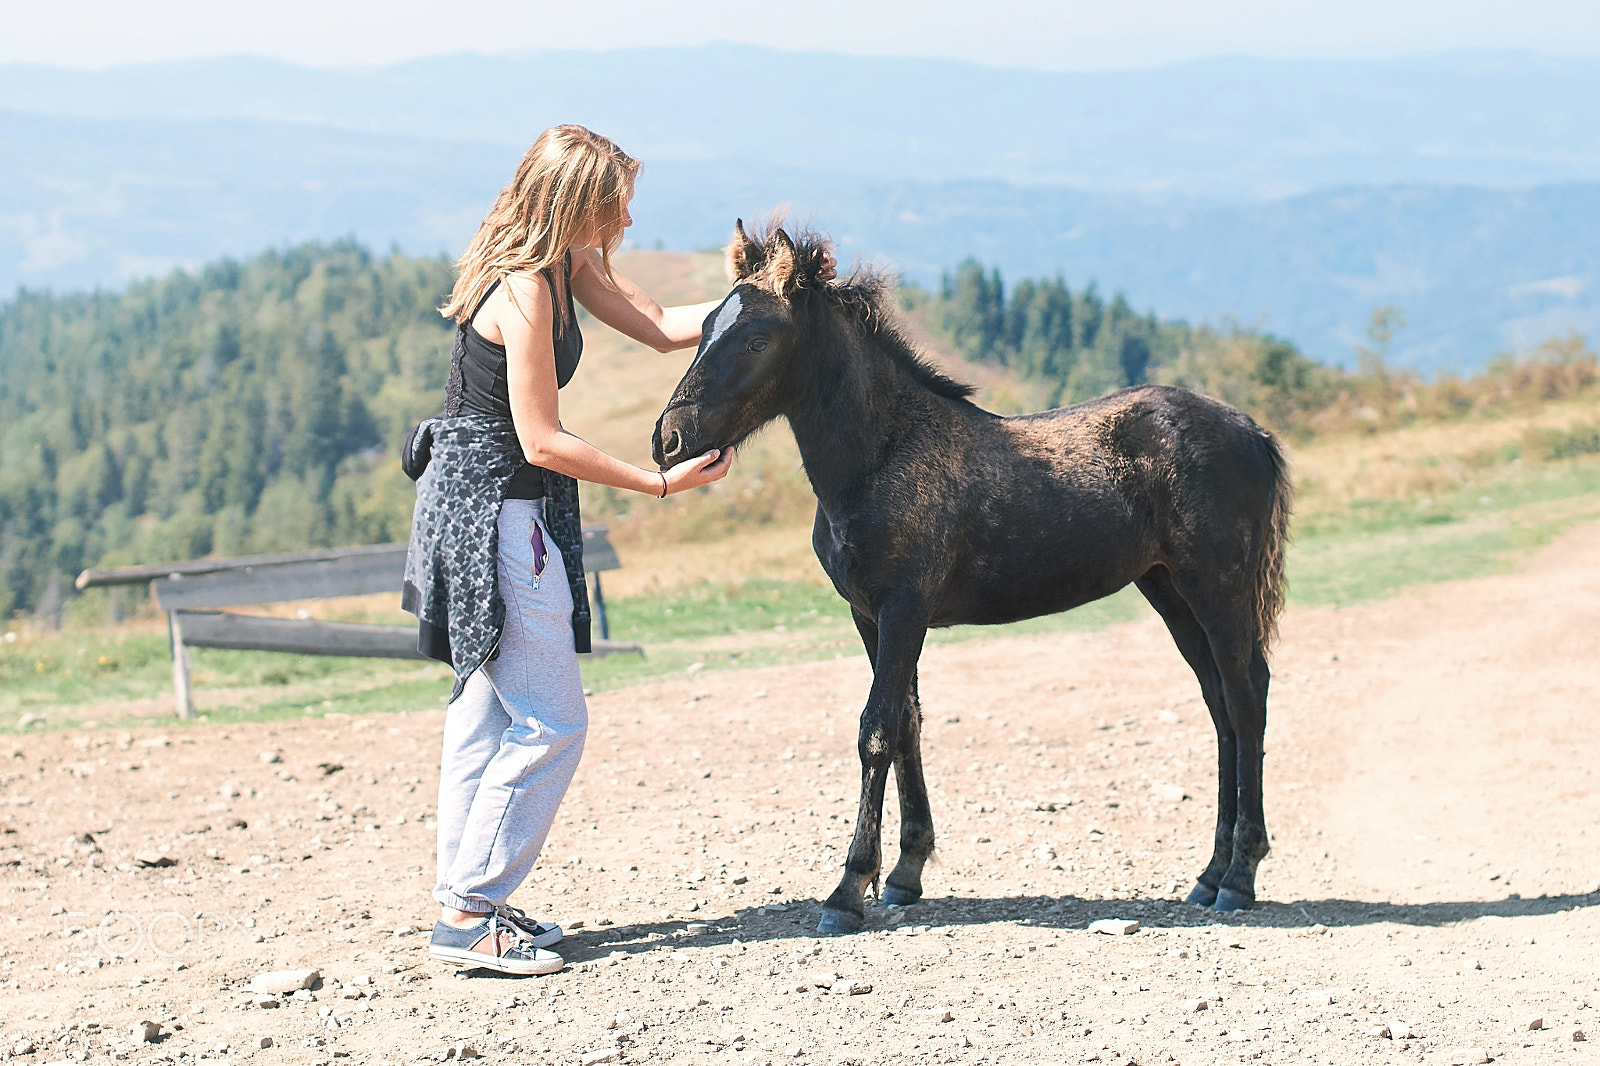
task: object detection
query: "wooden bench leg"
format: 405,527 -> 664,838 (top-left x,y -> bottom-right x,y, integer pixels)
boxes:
592,572 -> 610,642
168,610 -> 196,720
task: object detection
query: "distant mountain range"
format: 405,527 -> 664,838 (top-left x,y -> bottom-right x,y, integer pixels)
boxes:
4,46 -> 1599,371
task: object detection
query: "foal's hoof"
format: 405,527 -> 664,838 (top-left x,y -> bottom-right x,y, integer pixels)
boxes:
1185,883 -> 1219,907
816,909 -> 863,935
1212,887 -> 1255,912
879,884 -> 922,907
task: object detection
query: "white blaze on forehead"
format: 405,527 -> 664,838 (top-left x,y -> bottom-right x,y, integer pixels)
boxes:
693,291 -> 743,366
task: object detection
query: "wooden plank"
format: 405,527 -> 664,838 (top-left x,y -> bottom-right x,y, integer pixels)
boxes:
581,639 -> 644,658
178,611 -> 642,659
83,523 -> 621,593
582,526 -> 621,572
153,550 -> 408,610
77,543 -> 406,590
175,611 -> 425,659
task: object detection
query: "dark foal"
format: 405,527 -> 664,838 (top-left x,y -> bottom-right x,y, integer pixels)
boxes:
654,222 -> 1293,934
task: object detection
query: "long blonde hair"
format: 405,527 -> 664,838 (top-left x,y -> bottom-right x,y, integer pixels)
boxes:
442,124 -> 639,325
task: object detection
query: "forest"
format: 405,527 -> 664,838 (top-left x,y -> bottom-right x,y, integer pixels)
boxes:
2,243 -> 1596,619
0,243 -> 454,618
916,258 -> 1598,438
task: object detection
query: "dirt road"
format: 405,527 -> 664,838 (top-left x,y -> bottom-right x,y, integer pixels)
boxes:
4,521 -> 1599,1066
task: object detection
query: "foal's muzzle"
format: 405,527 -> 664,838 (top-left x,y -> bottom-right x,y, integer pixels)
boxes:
652,406 -> 700,469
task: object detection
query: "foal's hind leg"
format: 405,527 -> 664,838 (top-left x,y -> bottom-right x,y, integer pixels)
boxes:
818,594 -> 928,934
881,672 -> 935,907
1201,631 -> 1272,911
1136,568 -> 1236,906
1160,566 -> 1275,911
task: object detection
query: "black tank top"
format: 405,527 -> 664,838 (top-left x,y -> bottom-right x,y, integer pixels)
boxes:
446,253 -> 583,499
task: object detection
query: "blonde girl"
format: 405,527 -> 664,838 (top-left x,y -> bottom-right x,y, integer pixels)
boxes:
402,125 -> 830,974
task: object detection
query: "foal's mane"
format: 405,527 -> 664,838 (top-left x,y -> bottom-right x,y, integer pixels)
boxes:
741,220 -> 977,402
822,263 -> 978,402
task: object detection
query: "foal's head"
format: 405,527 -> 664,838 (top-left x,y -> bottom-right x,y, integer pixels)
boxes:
652,220 -> 834,468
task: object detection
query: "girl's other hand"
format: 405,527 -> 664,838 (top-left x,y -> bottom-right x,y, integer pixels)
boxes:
662,447 -> 734,495
818,249 -> 838,282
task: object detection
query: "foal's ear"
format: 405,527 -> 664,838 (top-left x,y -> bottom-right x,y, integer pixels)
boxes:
726,219 -> 765,282
764,228 -> 802,296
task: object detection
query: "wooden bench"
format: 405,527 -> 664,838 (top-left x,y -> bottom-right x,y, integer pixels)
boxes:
75,527 -> 639,719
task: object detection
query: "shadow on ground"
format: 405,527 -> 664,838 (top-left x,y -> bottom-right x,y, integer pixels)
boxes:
449,887 -> 1600,975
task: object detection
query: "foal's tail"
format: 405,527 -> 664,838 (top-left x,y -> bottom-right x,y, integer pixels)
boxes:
1254,429 -> 1294,655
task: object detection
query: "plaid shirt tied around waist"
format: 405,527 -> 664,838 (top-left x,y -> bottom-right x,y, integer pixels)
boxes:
401,415 -> 590,701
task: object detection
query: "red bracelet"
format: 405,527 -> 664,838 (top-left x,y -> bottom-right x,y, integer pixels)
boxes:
658,472 -> 669,498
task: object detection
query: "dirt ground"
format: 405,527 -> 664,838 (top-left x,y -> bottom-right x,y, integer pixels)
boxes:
4,520 -> 1600,1066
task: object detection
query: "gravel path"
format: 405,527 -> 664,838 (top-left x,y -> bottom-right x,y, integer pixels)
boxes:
4,522 -> 1599,1066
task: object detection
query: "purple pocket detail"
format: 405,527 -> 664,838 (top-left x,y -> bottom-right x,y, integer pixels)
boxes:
531,523 -> 548,578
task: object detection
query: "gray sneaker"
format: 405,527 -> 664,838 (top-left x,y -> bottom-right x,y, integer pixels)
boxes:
494,904 -> 563,949
429,914 -> 564,975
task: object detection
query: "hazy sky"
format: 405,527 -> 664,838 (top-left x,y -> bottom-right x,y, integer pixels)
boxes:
8,0 -> 1600,70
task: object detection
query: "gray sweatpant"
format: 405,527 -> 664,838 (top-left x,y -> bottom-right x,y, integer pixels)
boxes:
433,498 -> 588,913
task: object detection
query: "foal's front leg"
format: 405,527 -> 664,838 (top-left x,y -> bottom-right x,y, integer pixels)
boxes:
843,611 -> 936,907
881,672 -> 935,906
817,592 -> 928,935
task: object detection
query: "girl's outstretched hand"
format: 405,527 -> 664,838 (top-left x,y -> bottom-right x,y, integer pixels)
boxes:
661,447 -> 734,495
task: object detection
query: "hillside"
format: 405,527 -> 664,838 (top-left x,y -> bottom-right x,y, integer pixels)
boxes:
6,240 -> 1599,627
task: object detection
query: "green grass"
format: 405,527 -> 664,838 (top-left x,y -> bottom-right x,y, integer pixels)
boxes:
601,579 -> 852,643
1287,458 -> 1600,607
0,624 -> 452,730
7,454 -> 1600,734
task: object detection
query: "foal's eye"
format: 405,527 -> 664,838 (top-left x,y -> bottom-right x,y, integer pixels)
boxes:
747,338 -> 768,352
